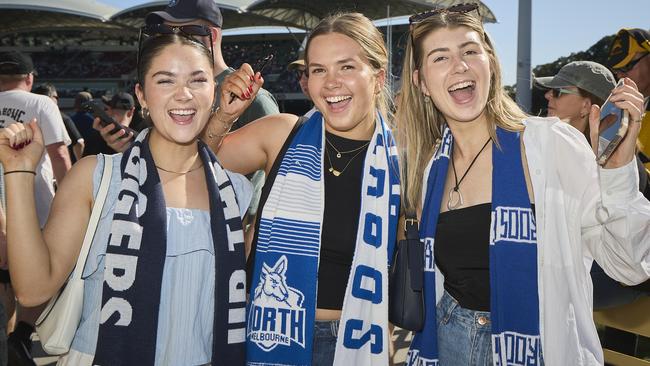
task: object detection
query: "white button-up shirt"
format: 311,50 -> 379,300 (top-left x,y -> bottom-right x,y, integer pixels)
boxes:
431,117 -> 650,365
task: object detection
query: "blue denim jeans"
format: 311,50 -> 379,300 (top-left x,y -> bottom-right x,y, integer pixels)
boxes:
311,320 -> 339,366
437,291 -> 493,366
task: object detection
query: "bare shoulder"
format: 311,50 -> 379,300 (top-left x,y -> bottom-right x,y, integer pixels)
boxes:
243,113 -> 297,134
56,155 -> 98,204
229,113 -> 298,148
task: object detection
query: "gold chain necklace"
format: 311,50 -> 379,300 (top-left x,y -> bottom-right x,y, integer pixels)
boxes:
325,143 -> 368,177
325,136 -> 371,158
447,138 -> 491,210
155,163 -> 204,175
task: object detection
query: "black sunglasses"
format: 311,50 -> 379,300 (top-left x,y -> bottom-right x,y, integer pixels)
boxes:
137,24 -> 214,78
295,68 -> 306,79
408,3 -> 480,25
615,52 -> 648,73
550,88 -> 580,98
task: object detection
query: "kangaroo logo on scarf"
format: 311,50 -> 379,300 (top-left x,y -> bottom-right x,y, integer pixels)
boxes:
249,256 -> 306,351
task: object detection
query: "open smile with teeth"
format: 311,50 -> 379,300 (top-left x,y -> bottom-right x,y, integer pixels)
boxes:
448,81 -> 475,93
168,108 -> 196,124
169,109 -> 196,116
326,95 -> 352,104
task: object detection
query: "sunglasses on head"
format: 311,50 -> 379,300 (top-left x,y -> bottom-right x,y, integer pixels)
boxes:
550,88 -> 580,98
615,52 -> 648,73
408,3 -> 480,25
137,24 -> 214,78
408,3 -> 480,57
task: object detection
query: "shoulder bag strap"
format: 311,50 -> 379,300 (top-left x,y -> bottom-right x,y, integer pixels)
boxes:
72,155 -> 113,280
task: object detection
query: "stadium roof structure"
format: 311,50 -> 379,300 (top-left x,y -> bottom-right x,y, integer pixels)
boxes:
110,0 -> 297,29
0,0 -> 124,38
0,0 -> 496,42
247,0 -> 497,29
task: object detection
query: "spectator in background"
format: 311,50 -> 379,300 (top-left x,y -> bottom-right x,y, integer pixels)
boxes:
0,50 -> 72,366
145,0 -> 278,132
608,28 -> 650,171
32,83 -> 85,162
287,50 -> 317,118
70,91 -> 94,141
84,92 -> 136,156
534,60 -> 650,310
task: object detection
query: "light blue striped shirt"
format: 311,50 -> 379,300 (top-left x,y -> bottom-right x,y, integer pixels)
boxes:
70,154 -> 251,365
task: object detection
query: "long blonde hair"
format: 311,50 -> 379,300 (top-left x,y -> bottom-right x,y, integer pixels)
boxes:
305,12 -> 392,121
396,11 -> 528,212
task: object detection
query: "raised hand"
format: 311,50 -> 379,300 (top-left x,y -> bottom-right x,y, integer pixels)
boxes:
219,63 -> 264,120
588,77 -> 645,168
202,63 -> 264,144
0,119 -> 44,172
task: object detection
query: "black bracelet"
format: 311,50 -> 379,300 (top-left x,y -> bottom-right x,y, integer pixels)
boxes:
4,170 -> 36,176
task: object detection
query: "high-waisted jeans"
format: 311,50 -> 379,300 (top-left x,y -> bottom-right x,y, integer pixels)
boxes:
311,320 -> 339,366
437,291 -> 493,366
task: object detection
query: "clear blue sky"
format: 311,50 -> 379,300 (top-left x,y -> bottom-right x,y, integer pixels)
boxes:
101,0 -> 649,85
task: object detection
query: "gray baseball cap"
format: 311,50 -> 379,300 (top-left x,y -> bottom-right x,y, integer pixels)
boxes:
533,61 -> 616,101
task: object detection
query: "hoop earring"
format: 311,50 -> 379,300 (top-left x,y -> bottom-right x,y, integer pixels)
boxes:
423,94 -> 431,104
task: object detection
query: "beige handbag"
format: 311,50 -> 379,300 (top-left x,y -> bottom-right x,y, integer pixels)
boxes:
35,155 -> 113,355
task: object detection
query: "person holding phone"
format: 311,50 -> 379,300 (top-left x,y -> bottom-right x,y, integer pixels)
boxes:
83,93 -> 137,157
535,61 -> 650,309
396,4 -> 650,365
0,33 -> 252,365
211,12 -> 399,365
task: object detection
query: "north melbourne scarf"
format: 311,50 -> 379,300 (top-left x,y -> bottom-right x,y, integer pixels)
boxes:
246,111 -> 400,365
407,126 -> 543,365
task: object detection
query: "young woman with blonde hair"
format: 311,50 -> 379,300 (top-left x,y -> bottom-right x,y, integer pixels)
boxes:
212,12 -> 400,366
396,4 -> 650,365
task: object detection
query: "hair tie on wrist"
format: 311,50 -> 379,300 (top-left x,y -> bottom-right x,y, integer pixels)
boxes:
4,170 -> 36,176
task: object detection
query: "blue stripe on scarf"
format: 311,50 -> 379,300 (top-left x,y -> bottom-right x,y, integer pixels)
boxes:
247,113 -> 323,365
407,127 -> 542,366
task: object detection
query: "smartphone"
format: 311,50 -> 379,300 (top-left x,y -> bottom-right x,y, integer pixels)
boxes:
597,80 -> 628,166
82,100 -> 134,138
227,53 -> 275,104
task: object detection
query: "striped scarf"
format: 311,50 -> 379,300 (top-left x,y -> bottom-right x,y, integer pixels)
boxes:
246,111 -> 400,365
407,126 -> 543,365
94,129 -> 247,365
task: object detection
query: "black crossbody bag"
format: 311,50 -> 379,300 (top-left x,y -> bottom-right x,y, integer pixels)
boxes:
388,207 -> 425,331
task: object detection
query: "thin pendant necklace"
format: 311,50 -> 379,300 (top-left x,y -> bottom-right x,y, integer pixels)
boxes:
155,163 -> 204,175
325,143 -> 368,177
325,136 -> 370,159
447,137 -> 491,211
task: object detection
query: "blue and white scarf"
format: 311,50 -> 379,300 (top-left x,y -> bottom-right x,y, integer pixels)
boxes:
246,111 -> 400,365
407,126 -> 543,365
94,129 -> 247,365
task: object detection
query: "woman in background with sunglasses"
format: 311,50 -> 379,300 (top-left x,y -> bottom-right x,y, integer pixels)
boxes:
396,4 -> 650,365
535,61 -> 650,310
209,12 -> 399,366
0,33 -> 252,365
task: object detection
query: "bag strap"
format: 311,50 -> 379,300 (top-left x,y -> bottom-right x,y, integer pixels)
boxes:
72,155 -> 113,280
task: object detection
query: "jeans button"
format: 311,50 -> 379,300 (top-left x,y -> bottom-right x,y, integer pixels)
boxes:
477,316 -> 488,325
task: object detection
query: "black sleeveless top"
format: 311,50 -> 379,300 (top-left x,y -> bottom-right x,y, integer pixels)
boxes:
434,203 -> 536,311
247,119 -> 370,310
